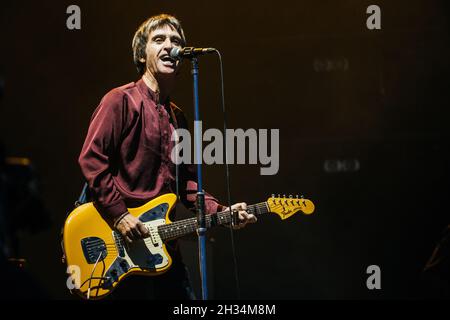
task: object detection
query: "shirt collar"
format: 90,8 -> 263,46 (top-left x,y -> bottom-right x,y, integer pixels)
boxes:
136,77 -> 158,102
136,77 -> 170,106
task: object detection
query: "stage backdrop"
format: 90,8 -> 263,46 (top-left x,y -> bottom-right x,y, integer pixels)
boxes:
0,0 -> 449,299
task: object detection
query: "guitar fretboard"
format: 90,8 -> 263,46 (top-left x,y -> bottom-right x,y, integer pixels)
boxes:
157,202 -> 269,241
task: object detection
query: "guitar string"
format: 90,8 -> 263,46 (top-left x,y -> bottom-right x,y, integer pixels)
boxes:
156,208 -> 268,231
157,202 -> 294,233
78,201 -> 305,294
157,203 -> 275,237
79,199 -> 306,249
81,204 -> 269,251
142,202 -> 294,243
84,200 -> 303,249
157,203 -> 270,231
157,201 -> 282,230
84,203 -> 299,251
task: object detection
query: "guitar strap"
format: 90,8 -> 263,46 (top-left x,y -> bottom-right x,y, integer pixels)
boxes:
75,182 -> 89,207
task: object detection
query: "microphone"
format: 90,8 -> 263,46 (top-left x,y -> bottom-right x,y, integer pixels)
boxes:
170,47 -> 216,60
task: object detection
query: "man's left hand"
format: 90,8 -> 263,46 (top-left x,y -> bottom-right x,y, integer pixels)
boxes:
229,202 -> 257,229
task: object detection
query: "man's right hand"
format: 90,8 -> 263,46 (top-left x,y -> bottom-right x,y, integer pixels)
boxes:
114,213 -> 150,244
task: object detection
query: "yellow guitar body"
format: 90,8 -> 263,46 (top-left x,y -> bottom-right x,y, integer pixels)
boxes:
63,192 -> 314,300
63,193 -> 177,300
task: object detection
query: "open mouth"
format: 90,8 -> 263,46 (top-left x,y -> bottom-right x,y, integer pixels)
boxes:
160,55 -> 176,67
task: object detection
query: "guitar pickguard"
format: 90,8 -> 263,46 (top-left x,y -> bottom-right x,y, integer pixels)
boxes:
138,203 -> 168,222
101,202 -> 171,289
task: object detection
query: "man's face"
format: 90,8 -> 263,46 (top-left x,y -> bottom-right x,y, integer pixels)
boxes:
143,25 -> 183,79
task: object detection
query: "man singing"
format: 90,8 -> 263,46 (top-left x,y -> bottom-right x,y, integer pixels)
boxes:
78,14 -> 256,299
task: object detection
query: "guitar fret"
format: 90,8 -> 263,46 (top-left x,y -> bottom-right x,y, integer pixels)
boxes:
158,201 -> 269,241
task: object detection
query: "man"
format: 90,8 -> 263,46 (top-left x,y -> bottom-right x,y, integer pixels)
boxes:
78,14 -> 256,299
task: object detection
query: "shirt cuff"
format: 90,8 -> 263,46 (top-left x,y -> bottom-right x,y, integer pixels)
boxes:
205,200 -> 223,214
95,199 -> 128,221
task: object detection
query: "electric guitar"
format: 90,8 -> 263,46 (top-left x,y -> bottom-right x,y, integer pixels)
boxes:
63,193 -> 314,299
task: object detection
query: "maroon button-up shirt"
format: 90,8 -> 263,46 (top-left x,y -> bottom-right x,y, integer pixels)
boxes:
79,78 -> 221,220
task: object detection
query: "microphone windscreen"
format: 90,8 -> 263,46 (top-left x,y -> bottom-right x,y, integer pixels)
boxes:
170,47 -> 181,59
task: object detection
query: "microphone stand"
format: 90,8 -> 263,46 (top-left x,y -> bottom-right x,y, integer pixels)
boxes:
191,56 -> 208,300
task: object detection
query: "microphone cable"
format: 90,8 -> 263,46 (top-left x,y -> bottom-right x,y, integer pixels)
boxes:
213,49 -> 241,299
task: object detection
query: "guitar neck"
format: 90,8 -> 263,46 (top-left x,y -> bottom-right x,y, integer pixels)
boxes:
158,202 -> 269,241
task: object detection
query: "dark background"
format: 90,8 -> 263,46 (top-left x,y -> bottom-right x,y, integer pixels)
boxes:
0,0 -> 449,299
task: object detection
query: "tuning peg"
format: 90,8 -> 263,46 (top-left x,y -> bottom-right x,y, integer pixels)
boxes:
296,195 -> 299,198
301,195 -> 304,199
277,194 -> 280,198
289,194 -> 293,198
283,194 -> 286,199
271,194 -> 275,199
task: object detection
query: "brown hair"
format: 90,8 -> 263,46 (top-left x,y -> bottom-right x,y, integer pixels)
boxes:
132,14 -> 186,75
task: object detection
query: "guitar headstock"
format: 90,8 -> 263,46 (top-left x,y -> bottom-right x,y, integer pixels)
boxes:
266,194 -> 315,220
